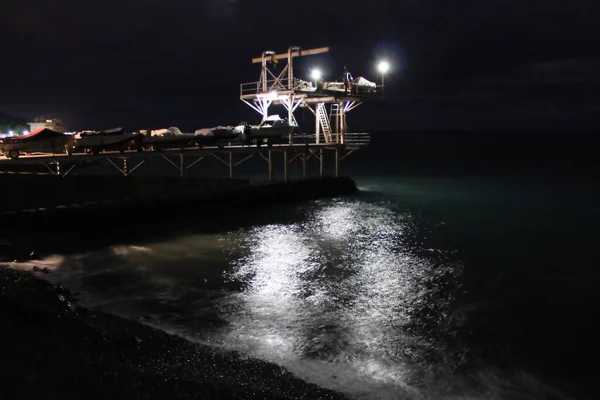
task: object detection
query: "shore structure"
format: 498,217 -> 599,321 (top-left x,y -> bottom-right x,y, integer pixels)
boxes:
0,46 -> 378,215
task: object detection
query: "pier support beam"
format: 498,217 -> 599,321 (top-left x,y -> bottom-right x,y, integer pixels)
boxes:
213,151 -> 255,180
302,151 -> 307,179
44,161 -> 76,177
44,161 -> 75,177
319,148 -> 324,178
334,148 -> 339,177
107,157 -> 146,177
161,154 -> 205,177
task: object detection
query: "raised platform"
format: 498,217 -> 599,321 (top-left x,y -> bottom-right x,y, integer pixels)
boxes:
0,140 -> 367,165
0,136 -> 369,180
240,86 -> 383,104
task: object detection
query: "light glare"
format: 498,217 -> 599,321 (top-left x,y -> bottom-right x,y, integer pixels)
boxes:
377,61 -> 390,74
310,68 -> 322,81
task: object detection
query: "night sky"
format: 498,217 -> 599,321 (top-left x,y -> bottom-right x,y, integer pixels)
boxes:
1,1 -> 599,132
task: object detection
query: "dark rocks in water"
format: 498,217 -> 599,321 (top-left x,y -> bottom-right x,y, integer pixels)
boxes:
0,266 -> 347,399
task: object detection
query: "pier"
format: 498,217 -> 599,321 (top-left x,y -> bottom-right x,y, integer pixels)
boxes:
0,46 -> 382,216
0,139 -> 369,180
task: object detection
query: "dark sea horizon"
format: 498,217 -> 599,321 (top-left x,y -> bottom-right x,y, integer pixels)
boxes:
6,131 -> 600,399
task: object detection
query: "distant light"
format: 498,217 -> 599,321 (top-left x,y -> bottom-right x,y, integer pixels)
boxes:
22,130 -> 29,135
8,130 -> 13,135
46,120 -> 53,123
377,60 -> 390,74
310,68 -> 322,81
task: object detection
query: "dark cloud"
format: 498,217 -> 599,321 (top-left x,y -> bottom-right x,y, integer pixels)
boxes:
0,1 -> 599,131
470,58 -> 600,85
360,57 -> 600,132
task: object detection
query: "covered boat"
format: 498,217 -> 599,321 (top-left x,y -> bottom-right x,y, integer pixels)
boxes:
194,126 -> 241,148
141,127 -> 197,151
73,128 -> 142,155
0,128 -> 74,159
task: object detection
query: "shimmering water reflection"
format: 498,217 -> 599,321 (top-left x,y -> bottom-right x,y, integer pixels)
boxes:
37,197 -> 462,399
213,200 -> 460,397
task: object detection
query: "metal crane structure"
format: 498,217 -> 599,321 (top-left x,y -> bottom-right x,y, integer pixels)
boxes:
240,45 -> 381,146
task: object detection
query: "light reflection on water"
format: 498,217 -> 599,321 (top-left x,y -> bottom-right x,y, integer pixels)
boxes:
212,200 -> 459,398
34,198 -> 461,398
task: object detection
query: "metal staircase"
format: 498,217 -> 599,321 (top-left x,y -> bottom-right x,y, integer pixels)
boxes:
316,103 -> 333,143
330,103 -> 342,143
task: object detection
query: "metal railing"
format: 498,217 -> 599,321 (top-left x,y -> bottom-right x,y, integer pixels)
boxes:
240,78 -> 293,96
343,133 -> 371,146
301,132 -> 370,146
241,79 -> 385,99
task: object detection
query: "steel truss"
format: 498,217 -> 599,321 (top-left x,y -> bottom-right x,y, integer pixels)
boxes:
0,144 -> 361,180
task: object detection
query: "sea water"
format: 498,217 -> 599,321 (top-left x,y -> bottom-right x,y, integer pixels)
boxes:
26,173 -> 599,399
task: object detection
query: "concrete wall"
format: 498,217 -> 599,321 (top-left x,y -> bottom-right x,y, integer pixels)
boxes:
0,175 -> 250,212
0,175 -> 358,214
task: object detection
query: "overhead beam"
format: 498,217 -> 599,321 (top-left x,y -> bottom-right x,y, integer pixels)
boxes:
252,47 -> 330,63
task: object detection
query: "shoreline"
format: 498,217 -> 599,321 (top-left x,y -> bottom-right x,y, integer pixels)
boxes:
1,176 -> 359,261
0,265 -> 349,399
0,177 -> 358,398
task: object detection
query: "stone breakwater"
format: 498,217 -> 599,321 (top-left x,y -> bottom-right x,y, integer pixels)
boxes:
0,175 -> 358,215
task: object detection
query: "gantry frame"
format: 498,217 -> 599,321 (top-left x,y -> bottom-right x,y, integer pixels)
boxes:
240,46 -> 382,145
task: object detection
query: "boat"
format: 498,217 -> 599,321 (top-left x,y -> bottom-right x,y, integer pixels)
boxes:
234,115 -> 303,147
0,128 -> 75,159
141,127 -> 197,151
194,126 -> 242,148
322,76 -> 377,95
72,128 -> 142,155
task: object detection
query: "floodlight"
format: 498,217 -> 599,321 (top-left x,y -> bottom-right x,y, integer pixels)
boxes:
377,61 -> 390,74
310,69 -> 322,81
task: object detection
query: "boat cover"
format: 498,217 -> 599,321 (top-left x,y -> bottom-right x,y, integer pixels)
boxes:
352,76 -> 376,87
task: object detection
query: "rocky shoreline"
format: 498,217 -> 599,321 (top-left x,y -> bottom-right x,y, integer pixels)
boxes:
0,175 -> 358,398
0,265 -> 348,399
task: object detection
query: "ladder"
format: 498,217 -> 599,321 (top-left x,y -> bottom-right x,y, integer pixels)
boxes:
317,103 -> 332,143
330,103 -> 341,143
